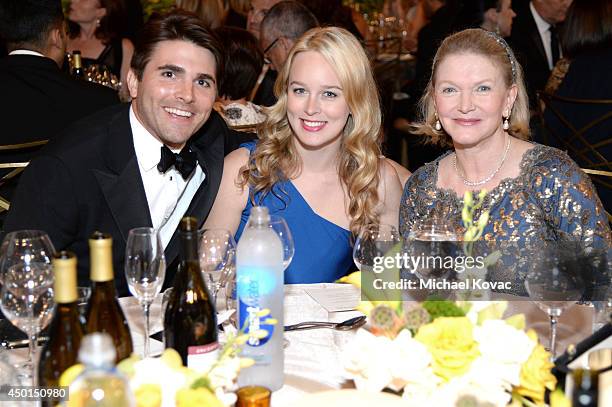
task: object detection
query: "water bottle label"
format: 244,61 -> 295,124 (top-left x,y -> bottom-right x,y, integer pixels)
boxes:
187,342 -> 219,372
238,300 -> 275,347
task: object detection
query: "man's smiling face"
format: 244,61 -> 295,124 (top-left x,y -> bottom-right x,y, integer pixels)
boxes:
127,39 -> 217,149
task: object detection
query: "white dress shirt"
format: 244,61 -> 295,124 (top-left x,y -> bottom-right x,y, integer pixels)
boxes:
530,1 -> 556,70
130,106 -> 205,248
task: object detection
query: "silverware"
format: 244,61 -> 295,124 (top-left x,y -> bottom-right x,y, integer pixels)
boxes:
284,315 -> 366,332
1,336 -> 49,349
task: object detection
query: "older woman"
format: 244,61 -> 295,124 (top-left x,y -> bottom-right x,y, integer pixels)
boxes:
400,28 -> 611,246
67,0 -> 134,99
206,27 -> 404,283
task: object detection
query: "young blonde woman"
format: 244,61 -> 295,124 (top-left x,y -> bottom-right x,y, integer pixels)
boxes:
206,27 -> 404,283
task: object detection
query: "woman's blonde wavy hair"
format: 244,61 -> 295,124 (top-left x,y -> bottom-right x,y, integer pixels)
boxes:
239,26 -> 383,236
412,28 -> 531,147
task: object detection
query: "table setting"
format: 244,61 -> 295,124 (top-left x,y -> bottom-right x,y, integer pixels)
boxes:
0,196 -> 610,406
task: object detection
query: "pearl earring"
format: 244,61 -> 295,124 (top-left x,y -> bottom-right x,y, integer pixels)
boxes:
503,116 -> 509,130
434,113 -> 441,131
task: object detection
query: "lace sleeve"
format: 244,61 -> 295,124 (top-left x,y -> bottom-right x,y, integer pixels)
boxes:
534,151 -> 611,248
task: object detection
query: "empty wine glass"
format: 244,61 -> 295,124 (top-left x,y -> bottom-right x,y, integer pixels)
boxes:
525,244 -> 585,358
269,215 -> 294,270
125,227 -> 166,358
0,230 -> 55,383
198,228 -> 235,303
353,224 -> 401,272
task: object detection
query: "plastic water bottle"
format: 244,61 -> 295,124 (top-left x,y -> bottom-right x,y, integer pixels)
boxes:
68,333 -> 135,406
236,206 -> 284,391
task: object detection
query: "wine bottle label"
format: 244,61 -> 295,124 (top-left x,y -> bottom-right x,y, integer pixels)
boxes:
187,342 -> 219,372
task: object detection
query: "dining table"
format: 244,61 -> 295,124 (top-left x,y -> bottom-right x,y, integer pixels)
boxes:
2,283 -> 610,406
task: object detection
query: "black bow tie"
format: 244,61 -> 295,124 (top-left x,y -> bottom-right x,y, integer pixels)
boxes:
157,145 -> 197,180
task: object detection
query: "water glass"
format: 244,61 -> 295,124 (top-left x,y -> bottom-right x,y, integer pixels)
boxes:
125,227 -> 166,358
198,228 -> 235,303
353,224 -> 401,272
269,215 -> 294,270
0,230 -> 55,383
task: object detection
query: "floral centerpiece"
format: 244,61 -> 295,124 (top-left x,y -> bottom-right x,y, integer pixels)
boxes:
337,294 -> 561,406
337,191 -> 568,406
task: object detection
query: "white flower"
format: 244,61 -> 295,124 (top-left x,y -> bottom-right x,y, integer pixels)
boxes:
341,329 -> 433,393
207,356 -> 241,390
130,358 -> 190,407
472,319 -> 535,386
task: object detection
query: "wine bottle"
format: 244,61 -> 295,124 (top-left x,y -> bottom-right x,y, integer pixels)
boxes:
85,232 -> 133,363
71,50 -> 83,79
164,217 -> 218,371
38,251 -> 84,401
236,206 -> 284,391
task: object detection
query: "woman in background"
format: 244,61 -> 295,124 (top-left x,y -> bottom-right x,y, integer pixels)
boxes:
213,26 -> 266,128
66,0 -> 134,99
206,27 -> 404,283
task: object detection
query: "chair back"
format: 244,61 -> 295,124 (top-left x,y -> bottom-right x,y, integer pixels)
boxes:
538,91 -> 612,215
0,140 -> 48,212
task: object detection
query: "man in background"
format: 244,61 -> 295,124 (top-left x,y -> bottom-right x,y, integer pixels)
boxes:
0,0 -> 118,216
0,0 -> 119,146
259,1 -> 318,73
247,0 -> 283,106
509,0 -> 572,106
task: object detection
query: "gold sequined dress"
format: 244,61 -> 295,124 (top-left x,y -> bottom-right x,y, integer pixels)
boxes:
400,144 -> 612,295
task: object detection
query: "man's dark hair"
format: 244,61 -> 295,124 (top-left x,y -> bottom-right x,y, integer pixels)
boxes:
131,11 -> 224,86
215,27 -> 264,100
561,0 -> 612,59
261,1 -> 318,41
0,0 -> 63,50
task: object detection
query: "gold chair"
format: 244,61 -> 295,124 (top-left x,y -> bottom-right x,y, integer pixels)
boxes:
0,140 -> 48,212
538,92 -> 612,218
229,123 -> 260,134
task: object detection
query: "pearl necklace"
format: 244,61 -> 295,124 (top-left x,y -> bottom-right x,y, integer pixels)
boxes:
453,137 -> 511,187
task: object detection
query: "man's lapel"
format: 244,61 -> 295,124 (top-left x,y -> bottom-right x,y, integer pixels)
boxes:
526,7 -> 548,66
163,112 -> 226,265
92,106 -> 153,246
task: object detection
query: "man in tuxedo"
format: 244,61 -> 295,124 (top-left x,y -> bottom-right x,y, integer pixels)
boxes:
508,0 -> 572,107
0,0 -> 119,146
4,12 -> 247,296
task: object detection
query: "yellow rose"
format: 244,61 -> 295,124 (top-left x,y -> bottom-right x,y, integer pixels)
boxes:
175,387 -> 223,407
516,339 -> 556,404
415,317 -> 480,381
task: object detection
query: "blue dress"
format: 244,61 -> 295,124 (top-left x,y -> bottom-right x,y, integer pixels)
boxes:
235,142 -> 354,283
399,144 -> 612,295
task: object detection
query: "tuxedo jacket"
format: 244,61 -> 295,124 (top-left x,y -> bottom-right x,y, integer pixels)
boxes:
4,104 -> 251,296
508,1 -> 551,107
0,54 -> 119,146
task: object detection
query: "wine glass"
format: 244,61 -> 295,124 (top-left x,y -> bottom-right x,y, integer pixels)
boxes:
269,215 -> 294,270
406,216 -> 458,280
125,227 -> 166,358
525,244 -> 585,358
353,224 -> 401,272
198,228 -> 235,304
0,230 -> 55,383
